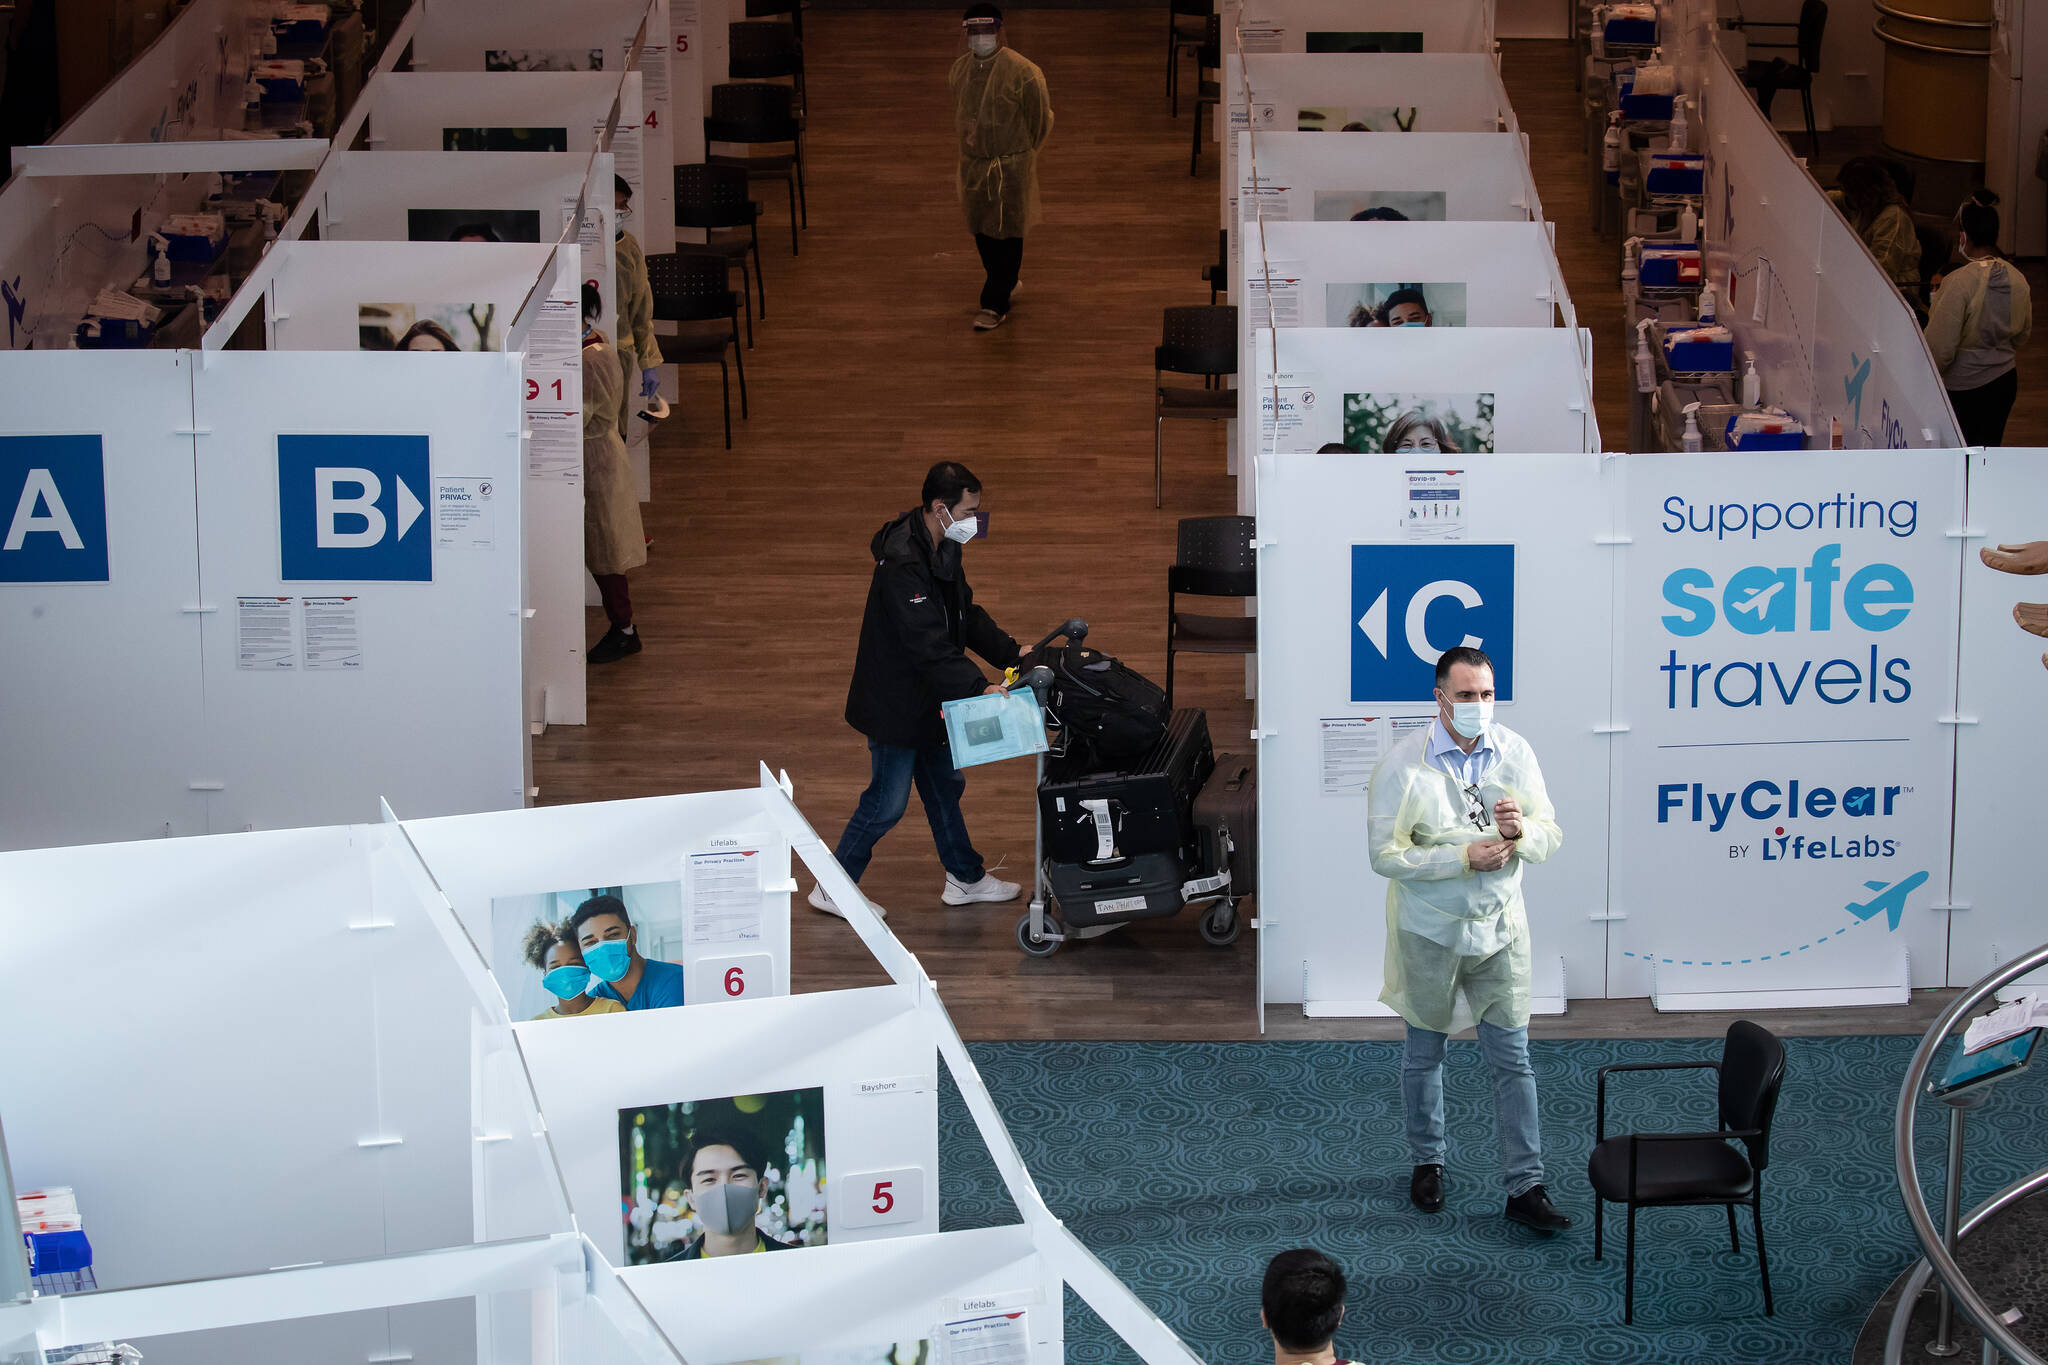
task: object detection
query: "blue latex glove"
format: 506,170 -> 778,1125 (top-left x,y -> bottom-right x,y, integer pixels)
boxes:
640,368 -> 660,398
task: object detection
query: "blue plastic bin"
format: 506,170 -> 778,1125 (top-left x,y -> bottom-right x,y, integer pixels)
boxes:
1665,334 -> 1733,372
1639,246 -> 1701,287
25,1230 -> 92,1275
1646,153 -> 1705,196
1725,419 -> 1806,450
1605,14 -> 1658,44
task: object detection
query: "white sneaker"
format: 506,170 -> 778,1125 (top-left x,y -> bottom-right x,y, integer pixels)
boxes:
808,884 -> 887,921
971,308 -> 1007,331
942,872 -> 1022,906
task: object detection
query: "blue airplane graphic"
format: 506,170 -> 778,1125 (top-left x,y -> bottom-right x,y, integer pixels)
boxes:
1846,870 -> 1930,931
1845,352 -> 1873,430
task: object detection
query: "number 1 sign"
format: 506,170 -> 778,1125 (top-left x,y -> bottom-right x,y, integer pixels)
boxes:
835,1166 -> 926,1230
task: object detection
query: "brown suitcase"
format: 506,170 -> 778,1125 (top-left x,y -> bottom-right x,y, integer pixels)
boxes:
1192,752 -> 1256,900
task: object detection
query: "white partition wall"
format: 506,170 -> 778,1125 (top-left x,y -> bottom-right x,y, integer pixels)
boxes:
1241,325 -> 1596,511
1253,452 -> 1614,1013
0,352 -> 208,847
1220,0 -> 1494,57
410,1 -> 679,250
1950,449 -> 2048,989
1222,53 -> 1515,235
368,72 -> 651,247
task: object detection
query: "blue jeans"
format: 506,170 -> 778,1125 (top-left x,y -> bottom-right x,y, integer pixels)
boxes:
831,739 -> 986,884
1402,1020 -> 1545,1197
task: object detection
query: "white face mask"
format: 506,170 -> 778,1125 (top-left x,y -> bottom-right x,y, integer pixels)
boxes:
967,32 -> 999,56
941,507 -> 979,544
1447,699 -> 1494,739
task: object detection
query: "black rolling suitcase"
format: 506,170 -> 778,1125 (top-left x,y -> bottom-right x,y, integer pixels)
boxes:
1038,708 -> 1214,866
1046,850 -> 1188,927
1193,753 -> 1257,901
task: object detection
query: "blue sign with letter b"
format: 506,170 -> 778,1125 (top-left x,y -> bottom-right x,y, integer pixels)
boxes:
1350,543 -> 1515,702
278,434 -> 432,582
1,435 -> 108,583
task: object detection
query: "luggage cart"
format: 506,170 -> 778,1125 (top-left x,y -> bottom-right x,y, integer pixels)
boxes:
1012,620 -> 1241,958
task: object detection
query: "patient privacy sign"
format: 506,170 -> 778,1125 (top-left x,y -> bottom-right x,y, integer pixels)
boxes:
1612,453 -> 1961,987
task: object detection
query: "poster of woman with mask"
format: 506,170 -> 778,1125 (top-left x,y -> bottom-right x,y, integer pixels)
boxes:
491,881 -> 686,1019
619,1090 -> 828,1265
1342,392 -> 1494,454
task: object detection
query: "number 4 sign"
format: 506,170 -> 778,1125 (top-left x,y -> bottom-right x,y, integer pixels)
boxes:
836,1167 -> 925,1230
692,952 -> 774,1003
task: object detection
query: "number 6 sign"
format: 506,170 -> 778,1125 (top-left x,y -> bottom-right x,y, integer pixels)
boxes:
836,1167 -> 925,1229
691,952 -> 774,1004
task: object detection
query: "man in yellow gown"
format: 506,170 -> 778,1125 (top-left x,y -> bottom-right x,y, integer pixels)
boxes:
949,4 -> 1052,331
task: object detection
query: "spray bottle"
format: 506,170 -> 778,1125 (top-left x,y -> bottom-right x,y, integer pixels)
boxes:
1697,276 -> 1717,323
1681,401 -> 1703,451
149,233 -> 171,285
1668,95 -> 1689,152
1602,112 -> 1622,185
1634,318 -> 1657,394
1622,237 -> 1641,305
1741,351 -> 1761,408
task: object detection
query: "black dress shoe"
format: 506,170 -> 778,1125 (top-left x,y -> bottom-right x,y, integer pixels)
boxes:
1409,1163 -> 1445,1213
588,626 -> 643,665
1505,1184 -> 1573,1232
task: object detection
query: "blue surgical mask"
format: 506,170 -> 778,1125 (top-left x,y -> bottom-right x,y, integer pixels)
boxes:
583,939 -> 632,983
1393,319 -> 1426,327
542,965 -> 592,1000
1449,699 -> 1494,739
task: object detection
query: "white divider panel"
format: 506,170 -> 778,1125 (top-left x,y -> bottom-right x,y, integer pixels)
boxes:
1254,452 -> 1613,1011
624,1224 -> 1062,1365
1610,451 -> 1964,1006
411,0 -> 678,251
1222,53 -> 1515,232
318,150 -> 618,344
699,0 -> 733,118
367,73 -> 649,247
1950,450 -> 2048,989
1695,50 -> 1960,448
1234,221 -> 1568,388
399,790 -> 796,1009
1241,326 -> 1595,512
0,823 -> 473,1287
0,352 -> 206,849
188,351 -> 526,831
1220,0 -> 1493,58
46,0 -> 252,146
513,984 -> 941,1270
1234,131 -> 1542,281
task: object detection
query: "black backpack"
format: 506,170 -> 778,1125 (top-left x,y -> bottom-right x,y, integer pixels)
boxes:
1043,644 -> 1168,768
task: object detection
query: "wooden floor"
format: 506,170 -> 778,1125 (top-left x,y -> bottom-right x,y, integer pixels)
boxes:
535,14 -> 1984,1041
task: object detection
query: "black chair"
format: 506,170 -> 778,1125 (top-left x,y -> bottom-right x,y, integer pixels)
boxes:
675,162 -> 765,345
729,19 -> 805,114
1587,1020 -> 1787,1325
1200,229 -> 1228,304
706,82 -> 806,255
1191,15 -> 1221,177
1154,305 -> 1237,507
745,0 -> 804,50
646,251 -> 749,449
1167,0 -> 1209,113
1167,516 -> 1256,706
1738,0 -> 1826,160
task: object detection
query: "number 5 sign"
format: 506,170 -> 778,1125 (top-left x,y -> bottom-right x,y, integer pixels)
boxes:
691,952 -> 774,1003
836,1167 -> 926,1230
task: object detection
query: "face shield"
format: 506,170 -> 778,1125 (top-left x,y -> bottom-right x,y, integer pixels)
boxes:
964,16 -> 1001,55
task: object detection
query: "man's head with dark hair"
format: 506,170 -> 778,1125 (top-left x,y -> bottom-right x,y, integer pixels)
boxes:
1316,442 -> 1356,454
569,892 -> 632,946
1350,206 -> 1408,222
684,1128 -> 767,1187
962,2 -> 1003,24
1958,200 -> 2000,255
614,174 -> 633,201
1382,287 -> 1431,327
922,460 -> 982,515
1260,1249 -> 1347,1354
582,282 -> 603,328
449,222 -> 501,242
1435,645 -> 1494,688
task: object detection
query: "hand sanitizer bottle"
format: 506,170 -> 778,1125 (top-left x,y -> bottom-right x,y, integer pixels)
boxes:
1681,402 -> 1703,451
1741,351 -> 1762,408
1634,318 -> 1657,394
1698,277 -> 1717,323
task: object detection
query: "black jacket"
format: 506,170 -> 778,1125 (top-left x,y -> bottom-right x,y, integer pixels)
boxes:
845,508 -> 1020,750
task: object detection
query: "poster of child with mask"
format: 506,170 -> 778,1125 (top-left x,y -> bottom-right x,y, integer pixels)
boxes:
619,1090 -> 828,1265
491,881 -> 686,1020
1328,282 -> 1467,328
1342,392 -> 1494,454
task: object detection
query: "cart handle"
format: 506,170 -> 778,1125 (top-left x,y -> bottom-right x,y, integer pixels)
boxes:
1031,618 -> 1089,653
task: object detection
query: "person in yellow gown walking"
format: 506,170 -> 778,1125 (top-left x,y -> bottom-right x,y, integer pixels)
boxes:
949,3 -> 1052,331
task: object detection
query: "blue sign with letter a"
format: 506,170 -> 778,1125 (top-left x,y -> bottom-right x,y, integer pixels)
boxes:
278,434 -> 432,582
1350,543 -> 1516,703
1,435 -> 108,583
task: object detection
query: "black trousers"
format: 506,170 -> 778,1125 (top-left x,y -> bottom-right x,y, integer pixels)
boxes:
593,572 -> 632,629
1948,368 -> 2020,447
973,232 -> 1024,314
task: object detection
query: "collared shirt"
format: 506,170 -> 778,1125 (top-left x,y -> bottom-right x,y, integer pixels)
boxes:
594,957 -> 686,1010
1426,717 -> 1501,788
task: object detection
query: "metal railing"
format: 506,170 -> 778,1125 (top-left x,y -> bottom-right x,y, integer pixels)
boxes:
1888,940 -> 2048,1364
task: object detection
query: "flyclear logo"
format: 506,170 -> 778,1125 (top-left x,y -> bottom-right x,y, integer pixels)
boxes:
1657,778 -> 1906,832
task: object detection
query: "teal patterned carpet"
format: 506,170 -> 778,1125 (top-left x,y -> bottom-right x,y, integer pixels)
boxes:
937,1037 -> 2048,1365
